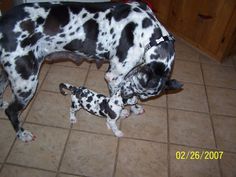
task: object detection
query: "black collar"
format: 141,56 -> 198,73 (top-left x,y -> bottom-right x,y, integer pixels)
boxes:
143,35 -> 174,56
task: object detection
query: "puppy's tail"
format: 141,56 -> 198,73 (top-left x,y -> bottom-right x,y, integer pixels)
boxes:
59,83 -> 77,96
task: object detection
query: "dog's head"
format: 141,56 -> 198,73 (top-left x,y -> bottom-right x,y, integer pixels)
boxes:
121,61 -> 183,100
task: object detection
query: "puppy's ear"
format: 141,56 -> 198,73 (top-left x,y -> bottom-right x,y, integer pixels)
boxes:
165,79 -> 183,91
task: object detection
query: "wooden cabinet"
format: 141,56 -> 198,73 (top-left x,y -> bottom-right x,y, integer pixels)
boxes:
151,0 -> 236,61
0,0 -> 13,14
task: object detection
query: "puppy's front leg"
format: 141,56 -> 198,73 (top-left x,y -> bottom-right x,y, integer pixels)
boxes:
69,107 -> 78,124
106,118 -> 124,137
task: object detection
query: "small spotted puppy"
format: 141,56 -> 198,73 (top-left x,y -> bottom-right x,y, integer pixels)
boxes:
59,83 -> 124,137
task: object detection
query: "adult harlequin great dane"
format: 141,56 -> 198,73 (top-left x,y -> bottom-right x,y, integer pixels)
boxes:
0,1 -> 183,141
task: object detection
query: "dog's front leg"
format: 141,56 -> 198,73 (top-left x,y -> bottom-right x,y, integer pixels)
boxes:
126,96 -> 145,115
105,74 -> 131,118
106,73 -> 145,117
5,98 -> 36,142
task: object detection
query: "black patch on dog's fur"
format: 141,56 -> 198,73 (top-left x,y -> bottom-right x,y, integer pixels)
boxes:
94,13 -> 99,19
0,5 -> 30,52
5,99 -> 24,132
99,110 -> 106,117
15,52 -> 38,80
87,96 -> 93,102
117,22 -> 137,62
150,41 -> 174,61
86,104 -> 91,109
19,89 -> 32,99
4,62 -> 11,67
113,4 -> 131,21
71,101 -> 75,108
105,12 -> 112,22
98,43 -> 104,51
21,33 -> 42,48
20,19 -> 35,34
150,28 -> 162,41
59,33 -> 66,37
110,28 -> 114,34
142,18 -> 152,28
44,6 -> 70,35
36,17 -> 45,25
64,39 -> 82,51
100,100 -> 116,119
139,62 -> 168,89
147,12 -> 156,22
133,7 -> 142,12
82,13 -> 87,18
64,20 -> 98,56
0,33 -> 19,52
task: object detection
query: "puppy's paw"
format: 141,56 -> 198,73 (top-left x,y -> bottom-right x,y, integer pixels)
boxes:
0,101 -> 9,109
131,105 -> 145,115
70,117 -> 77,124
120,109 -> 130,119
115,130 -> 124,137
17,130 -> 36,142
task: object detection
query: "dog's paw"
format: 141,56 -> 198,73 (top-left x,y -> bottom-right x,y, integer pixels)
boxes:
0,101 -> 9,109
114,130 -> 124,137
131,105 -> 145,115
17,130 -> 36,142
120,109 -> 130,119
105,72 -> 115,82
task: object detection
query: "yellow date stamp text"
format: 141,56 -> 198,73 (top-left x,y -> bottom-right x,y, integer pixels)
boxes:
176,151 -> 224,160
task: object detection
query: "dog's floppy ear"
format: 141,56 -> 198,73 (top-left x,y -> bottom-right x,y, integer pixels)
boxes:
165,79 -> 183,91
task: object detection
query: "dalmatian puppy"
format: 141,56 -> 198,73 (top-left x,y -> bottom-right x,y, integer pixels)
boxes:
0,1 -> 182,141
59,83 -> 124,137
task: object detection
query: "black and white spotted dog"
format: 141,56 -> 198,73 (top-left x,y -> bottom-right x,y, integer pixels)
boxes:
0,1 -> 182,141
59,83 -> 124,137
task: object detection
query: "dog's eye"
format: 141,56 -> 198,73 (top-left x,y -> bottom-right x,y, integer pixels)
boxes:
146,79 -> 159,88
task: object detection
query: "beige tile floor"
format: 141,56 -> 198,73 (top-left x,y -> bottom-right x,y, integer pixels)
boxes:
0,38 -> 236,177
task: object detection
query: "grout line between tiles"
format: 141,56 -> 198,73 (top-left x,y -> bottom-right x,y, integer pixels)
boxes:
199,59 -> 223,177
82,63 -> 92,87
0,136 -> 17,174
55,124 -> 73,177
3,162 -> 57,174
166,93 -> 171,177
176,56 -> 235,67
112,128 -> 120,177
58,171 -> 93,177
175,79 -> 236,92
169,142 -> 236,154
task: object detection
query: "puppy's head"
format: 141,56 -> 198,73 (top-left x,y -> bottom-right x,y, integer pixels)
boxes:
122,61 -> 183,100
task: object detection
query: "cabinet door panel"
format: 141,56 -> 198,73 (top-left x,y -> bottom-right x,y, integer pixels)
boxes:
150,0 -> 172,25
168,0 -> 235,57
